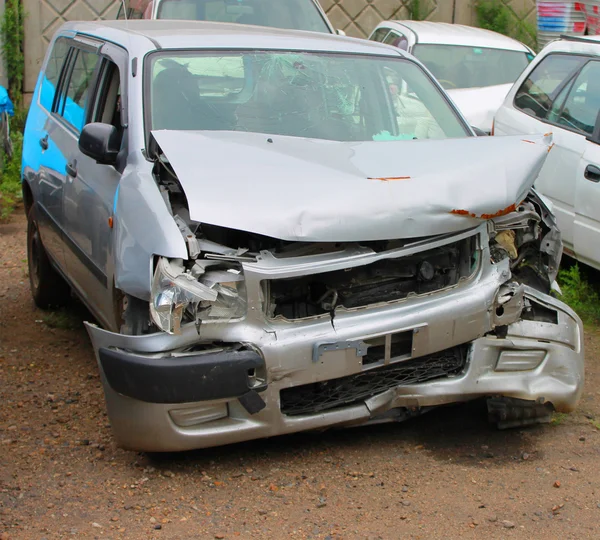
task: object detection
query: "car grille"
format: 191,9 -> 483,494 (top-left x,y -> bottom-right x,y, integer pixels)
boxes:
280,345 -> 469,416
266,235 -> 478,319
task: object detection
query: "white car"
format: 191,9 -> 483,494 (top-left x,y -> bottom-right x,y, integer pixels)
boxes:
117,0 -> 337,34
369,21 -> 534,133
494,35 -> 600,271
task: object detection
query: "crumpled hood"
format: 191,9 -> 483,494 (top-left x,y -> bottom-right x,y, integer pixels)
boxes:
447,83 -> 513,133
151,130 -> 552,242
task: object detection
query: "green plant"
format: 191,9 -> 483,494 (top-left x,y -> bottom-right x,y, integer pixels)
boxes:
1,0 -> 25,107
41,310 -> 81,331
551,412 -> 568,426
474,0 -> 537,51
0,127 -> 23,219
410,0 -> 427,21
475,0 -> 510,35
0,0 -> 25,219
557,264 -> 600,326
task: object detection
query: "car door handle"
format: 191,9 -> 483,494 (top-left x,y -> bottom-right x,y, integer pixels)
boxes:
584,164 -> 600,183
39,135 -> 49,150
66,160 -> 78,178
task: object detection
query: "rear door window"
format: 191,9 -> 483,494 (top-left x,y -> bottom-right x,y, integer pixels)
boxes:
514,54 -> 588,120
549,61 -> 600,135
39,37 -> 70,112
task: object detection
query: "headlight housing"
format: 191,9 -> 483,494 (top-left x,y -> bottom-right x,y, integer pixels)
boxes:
150,257 -> 246,334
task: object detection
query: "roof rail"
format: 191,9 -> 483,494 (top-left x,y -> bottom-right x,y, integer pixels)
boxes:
559,34 -> 596,43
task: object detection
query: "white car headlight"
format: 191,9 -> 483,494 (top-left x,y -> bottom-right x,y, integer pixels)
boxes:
150,257 -> 246,334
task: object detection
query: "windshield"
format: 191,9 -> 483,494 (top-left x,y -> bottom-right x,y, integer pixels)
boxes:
146,51 -> 469,142
413,44 -> 532,90
119,0 -> 331,33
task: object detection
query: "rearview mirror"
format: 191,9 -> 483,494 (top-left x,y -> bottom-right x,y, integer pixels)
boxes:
79,123 -> 121,165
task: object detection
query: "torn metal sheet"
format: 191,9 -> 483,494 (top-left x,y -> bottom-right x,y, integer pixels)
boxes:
151,130 -> 552,242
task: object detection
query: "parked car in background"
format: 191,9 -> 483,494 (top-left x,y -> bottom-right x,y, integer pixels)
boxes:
494,35 -> 600,271
369,21 -> 535,133
117,0 -> 338,34
22,20 -> 583,452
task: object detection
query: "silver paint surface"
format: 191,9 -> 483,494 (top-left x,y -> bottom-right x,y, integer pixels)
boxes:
152,131 -> 551,241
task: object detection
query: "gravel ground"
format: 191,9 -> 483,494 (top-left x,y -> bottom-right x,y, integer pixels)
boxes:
2,209 -> 600,539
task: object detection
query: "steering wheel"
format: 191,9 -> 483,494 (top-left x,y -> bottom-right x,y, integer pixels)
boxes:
438,79 -> 457,89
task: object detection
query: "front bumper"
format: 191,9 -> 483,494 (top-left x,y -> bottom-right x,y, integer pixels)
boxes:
86,281 -> 584,452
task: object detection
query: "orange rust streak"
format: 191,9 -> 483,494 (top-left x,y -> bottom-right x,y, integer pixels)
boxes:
450,209 -> 476,218
108,216 -> 114,229
547,142 -> 555,153
451,204 -> 517,220
479,203 -> 517,220
368,176 -> 411,182
521,139 -> 536,144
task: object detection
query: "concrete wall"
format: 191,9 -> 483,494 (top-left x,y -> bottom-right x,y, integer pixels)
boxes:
23,0 -> 120,93
21,0 -> 537,94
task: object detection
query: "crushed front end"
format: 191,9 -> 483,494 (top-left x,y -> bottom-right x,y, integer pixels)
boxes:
86,186 -> 583,451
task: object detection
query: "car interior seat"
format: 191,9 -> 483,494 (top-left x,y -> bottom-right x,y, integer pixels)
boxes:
152,64 -> 234,131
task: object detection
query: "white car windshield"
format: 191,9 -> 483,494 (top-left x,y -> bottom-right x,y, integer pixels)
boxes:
413,44 -> 532,90
146,51 -> 469,142
119,0 -> 331,33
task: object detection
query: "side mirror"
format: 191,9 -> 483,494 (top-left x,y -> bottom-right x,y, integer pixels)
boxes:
79,123 -> 121,165
336,29 -> 346,36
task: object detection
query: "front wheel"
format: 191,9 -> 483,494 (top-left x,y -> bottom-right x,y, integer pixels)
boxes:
27,206 -> 70,308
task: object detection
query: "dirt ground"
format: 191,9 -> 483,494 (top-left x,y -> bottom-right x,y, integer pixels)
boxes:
2,210 -> 600,540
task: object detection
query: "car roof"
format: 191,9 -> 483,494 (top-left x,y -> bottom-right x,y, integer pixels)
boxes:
57,19 -> 403,57
377,21 -> 530,52
540,34 -> 600,55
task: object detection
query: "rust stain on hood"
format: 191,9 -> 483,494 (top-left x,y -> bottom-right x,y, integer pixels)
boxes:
451,203 -> 518,220
368,176 -> 411,182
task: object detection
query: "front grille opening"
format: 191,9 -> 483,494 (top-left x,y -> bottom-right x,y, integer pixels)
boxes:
362,332 -> 412,366
265,236 -> 477,320
280,345 -> 469,416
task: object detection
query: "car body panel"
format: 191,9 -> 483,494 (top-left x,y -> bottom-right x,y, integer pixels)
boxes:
494,37 -> 600,269
152,130 -> 551,241
446,83 -> 513,133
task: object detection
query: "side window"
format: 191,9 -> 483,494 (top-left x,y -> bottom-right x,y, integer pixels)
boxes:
91,60 -> 124,135
58,49 -> 99,131
371,28 -> 389,42
555,61 -> 600,135
383,31 -> 409,50
39,37 -> 69,112
118,0 -> 152,19
514,54 -> 587,120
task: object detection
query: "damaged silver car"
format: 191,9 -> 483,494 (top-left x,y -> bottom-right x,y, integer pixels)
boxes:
22,20 -> 584,451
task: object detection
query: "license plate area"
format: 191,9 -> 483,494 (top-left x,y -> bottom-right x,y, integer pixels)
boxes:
313,330 -> 414,369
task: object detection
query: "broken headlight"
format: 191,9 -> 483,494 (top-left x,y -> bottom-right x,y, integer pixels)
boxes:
150,257 -> 246,334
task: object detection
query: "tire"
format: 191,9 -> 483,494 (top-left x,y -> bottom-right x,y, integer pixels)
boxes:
27,206 -> 71,308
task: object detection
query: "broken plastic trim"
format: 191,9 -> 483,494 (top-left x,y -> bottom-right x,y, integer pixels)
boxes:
150,257 -> 247,334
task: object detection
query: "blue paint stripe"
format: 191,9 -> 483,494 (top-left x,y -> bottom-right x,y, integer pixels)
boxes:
113,183 -> 120,216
